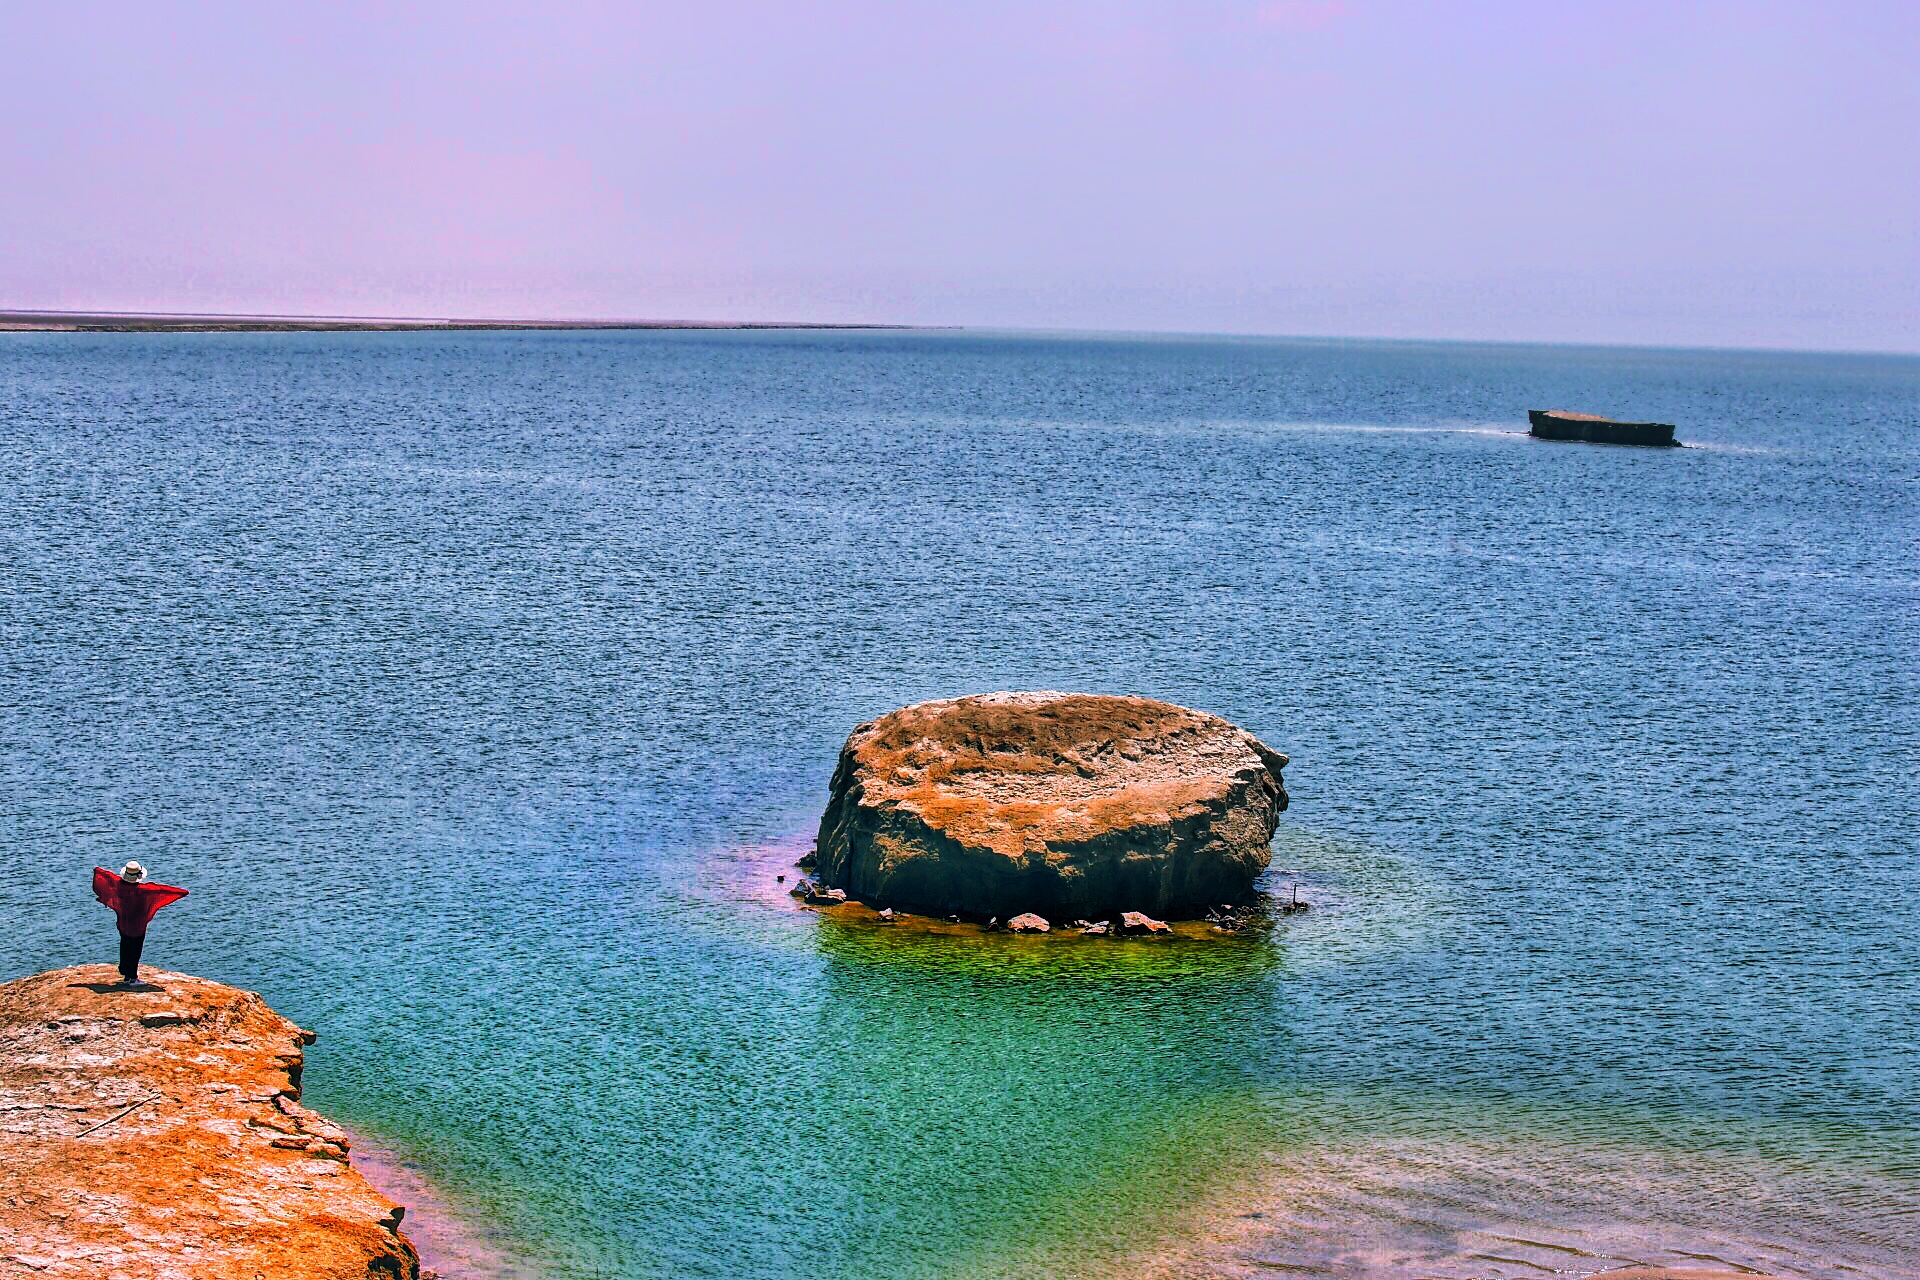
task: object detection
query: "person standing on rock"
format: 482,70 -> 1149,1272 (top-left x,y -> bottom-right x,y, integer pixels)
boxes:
92,862 -> 188,986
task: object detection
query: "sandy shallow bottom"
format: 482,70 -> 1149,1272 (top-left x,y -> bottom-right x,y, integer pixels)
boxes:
352,1123 -> 1908,1280
1131,1130 -> 1914,1280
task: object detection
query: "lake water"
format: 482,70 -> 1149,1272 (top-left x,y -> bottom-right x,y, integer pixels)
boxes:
2,330 -> 1915,1279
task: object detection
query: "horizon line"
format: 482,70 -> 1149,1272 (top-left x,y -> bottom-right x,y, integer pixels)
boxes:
2,307 -> 1915,359
0,307 -> 920,333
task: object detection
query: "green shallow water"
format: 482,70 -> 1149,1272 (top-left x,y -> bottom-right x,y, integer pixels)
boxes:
312,842 -> 1302,1279
2,330 -> 1915,1276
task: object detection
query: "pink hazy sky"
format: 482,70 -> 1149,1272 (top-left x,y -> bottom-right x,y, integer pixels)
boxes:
4,1 -> 1916,350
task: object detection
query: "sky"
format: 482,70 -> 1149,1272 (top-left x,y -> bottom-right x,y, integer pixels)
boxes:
3,1 -> 1916,350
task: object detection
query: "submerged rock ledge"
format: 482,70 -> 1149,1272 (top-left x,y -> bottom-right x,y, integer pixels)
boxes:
0,965 -> 419,1279
813,692 -> 1289,920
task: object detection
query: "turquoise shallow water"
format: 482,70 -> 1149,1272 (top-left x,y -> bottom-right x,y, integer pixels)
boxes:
1,331 -> 1915,1277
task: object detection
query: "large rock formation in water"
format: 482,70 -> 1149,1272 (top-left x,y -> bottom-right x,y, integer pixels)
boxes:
0,966 -> 419,1279
813,692 -> 1289,919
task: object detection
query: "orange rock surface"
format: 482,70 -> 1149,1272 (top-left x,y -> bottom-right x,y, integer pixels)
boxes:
0,965 -> 418,1279
814,692 -> 1289,918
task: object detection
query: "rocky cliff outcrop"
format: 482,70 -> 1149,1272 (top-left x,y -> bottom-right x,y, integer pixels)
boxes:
813,692 -> 1288,919
0,966 -> 418,1280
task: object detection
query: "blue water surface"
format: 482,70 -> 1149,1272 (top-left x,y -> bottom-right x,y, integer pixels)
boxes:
1,331 -> 1915,1278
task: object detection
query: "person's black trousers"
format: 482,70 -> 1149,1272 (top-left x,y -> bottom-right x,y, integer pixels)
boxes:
118,932 -> 144,984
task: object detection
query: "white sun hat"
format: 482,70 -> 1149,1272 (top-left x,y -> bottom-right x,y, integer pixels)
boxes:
120,861 -> 148,883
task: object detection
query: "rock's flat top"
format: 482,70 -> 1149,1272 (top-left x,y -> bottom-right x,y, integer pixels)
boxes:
0,966 -> 417,1280
838,692 -> 1284,853
815,692 -> 1288,918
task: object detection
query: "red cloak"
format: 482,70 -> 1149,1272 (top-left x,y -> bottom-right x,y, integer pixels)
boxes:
92,868 -> 189,937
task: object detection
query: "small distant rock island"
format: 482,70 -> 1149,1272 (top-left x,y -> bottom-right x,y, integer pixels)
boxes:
1528,408 -> 1678,447
811,692 -> 1290,921
0,966 -> 419,1279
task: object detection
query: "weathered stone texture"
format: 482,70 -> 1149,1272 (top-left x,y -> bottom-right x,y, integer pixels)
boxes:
814,692 -> 1288,919
0,966 -> 418,1279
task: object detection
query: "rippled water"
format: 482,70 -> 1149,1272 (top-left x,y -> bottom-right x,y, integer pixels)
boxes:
2,331 -> 1915,1278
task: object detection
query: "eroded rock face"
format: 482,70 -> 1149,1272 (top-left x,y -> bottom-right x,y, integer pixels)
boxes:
813,692 -> 1289,919
0,965 -> 419,1280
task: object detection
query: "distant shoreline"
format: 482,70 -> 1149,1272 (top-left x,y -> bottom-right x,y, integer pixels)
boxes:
0,308 -> 921,334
